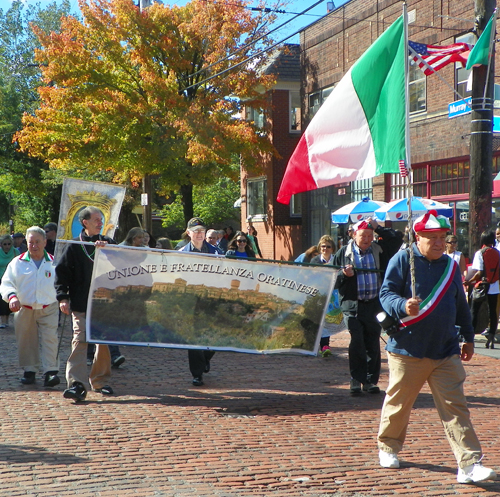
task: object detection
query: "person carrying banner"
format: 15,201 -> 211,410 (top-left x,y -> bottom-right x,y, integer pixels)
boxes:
377,211 -> 496,484
0,226 -> 60,387
180,217 -> 218,386
332,218 -> 396,394
55,206 -> 117,401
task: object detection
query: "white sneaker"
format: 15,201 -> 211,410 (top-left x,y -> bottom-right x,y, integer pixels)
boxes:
457,462 -> 496,483
379,450 -> 400,468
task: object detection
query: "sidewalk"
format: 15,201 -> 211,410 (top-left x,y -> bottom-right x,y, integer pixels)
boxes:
0,318 -> 500,497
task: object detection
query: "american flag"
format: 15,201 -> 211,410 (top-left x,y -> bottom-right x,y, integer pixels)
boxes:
399,160 -> 408,178
409,41 -> 472,76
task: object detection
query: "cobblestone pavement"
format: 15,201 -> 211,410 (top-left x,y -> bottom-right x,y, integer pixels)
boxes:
1,316 -> 500,497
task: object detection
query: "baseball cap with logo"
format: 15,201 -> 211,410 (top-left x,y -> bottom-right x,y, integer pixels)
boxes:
186,217 -> 206,231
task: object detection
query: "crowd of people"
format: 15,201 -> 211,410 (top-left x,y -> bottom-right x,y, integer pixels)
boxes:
0,207 -> 497,484
0,214 -> 266,392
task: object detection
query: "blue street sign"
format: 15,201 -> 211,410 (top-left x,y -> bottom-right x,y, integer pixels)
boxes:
448,97 -> 471,118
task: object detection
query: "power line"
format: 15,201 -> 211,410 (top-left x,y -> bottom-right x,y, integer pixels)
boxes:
199,0 -> 324,17
181,0 -> 324,83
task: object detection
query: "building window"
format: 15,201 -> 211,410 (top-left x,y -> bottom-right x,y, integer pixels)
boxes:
409,60 -> 426,113
351,178 -> 373,201
456,33 -> 475,99
389,157 -> 500,199
290,193 -> 302,217
245,106 -> 264,128
308,85 -> 334,118
290,90 -> 301,132
247,177 -> 267,219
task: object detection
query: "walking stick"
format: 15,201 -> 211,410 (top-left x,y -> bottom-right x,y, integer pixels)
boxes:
56,312 -> 67,361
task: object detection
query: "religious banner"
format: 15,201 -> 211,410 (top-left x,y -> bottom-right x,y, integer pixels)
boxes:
86,246 -> 338,356
55,178 -> 126,260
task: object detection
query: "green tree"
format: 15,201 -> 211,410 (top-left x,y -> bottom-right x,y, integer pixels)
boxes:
0,0 -> 72,230
16,0 -> 278,225
160,172 -> 241,230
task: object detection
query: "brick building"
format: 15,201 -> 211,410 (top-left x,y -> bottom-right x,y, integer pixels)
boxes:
240,44 -> 303,261
241,0 -> 500,261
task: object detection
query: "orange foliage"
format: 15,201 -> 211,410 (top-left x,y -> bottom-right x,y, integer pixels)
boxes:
16,0 -> 278,188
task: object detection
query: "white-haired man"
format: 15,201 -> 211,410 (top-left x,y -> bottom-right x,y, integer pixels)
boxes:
0,226 -> 60,387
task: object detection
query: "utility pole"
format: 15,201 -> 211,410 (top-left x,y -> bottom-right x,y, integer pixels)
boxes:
469,0 -> 496,255
142,175 -> 152,234
140,0 -> 153,234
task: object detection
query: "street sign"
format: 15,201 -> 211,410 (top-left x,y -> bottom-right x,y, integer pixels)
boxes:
448,97 -> 471,118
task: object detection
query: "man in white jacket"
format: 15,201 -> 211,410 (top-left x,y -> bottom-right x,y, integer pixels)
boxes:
0,226 -> 60,387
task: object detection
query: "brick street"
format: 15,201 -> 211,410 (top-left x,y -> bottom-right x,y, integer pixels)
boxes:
1,317 -> 500,497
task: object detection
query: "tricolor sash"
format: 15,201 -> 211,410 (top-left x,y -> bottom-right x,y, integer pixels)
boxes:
400,256 -> 457,328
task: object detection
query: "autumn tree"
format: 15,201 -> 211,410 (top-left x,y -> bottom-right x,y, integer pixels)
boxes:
16,0 -> 278,224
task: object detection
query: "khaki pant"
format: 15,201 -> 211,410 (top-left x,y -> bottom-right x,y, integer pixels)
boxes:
66,311 -> 111,391
378,352 -> 482,469
14,302 -> 59,373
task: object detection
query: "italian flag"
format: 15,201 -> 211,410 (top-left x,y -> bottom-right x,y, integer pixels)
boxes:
277,16 -> 406,204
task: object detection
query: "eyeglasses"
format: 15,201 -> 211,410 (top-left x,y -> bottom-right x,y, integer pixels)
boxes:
2,242 -> 12,246
320,245 -> 332,249
236,239 -> 247,243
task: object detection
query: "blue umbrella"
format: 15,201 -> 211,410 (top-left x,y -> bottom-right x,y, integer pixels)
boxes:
331,197 -> 387,224
374,197 -> 453,222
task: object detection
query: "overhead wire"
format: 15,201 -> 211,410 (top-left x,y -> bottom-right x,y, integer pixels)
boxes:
181,0 -> 324,83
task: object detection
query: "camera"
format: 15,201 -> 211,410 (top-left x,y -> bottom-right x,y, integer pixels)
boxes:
376,311 -> 400,336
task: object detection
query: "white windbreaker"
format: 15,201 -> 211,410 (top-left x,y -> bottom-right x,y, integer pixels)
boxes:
0,251 -> 57,307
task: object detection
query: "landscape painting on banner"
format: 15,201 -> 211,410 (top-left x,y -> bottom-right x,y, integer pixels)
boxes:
86,246 -> 337,356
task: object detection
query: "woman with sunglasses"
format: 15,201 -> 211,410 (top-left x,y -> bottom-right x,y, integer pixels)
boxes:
445,234 -> 467,279
310,235 -> 336,265
225,232 -> 256,259
309,235 -> 336,355
0,234 -> 19,328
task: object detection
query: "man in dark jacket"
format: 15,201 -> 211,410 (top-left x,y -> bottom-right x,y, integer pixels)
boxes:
332,217 -> 396,395
180,217 -> 218,386
55,206 -> 116,401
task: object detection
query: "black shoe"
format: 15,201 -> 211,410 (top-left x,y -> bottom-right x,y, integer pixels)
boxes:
20,371 -> 36,385
63,382 -> 87,401
94,385 -> 114,395
204,360 -> 211,374
350,379 -> 362,394
111,355 -> 125,368
192,376 -> 204,386
44,372 -> 61,387
363,383 -> 381,394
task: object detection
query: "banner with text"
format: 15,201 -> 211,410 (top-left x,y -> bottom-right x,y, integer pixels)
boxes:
87,246 -> 338,355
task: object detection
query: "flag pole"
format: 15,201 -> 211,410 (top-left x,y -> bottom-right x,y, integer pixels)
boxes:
403,1 -> 416,298
482,8 -> 498,106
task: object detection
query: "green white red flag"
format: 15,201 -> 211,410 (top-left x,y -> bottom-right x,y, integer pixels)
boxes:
277,16 -> 406,205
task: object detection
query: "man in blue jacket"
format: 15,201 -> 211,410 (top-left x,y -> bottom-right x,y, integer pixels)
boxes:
377,210 -> 496,484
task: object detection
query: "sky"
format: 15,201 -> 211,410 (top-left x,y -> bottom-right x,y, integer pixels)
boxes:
0,0 -> 350,44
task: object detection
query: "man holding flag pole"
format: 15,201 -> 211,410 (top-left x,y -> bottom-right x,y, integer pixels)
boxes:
277,1 -> 496,482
